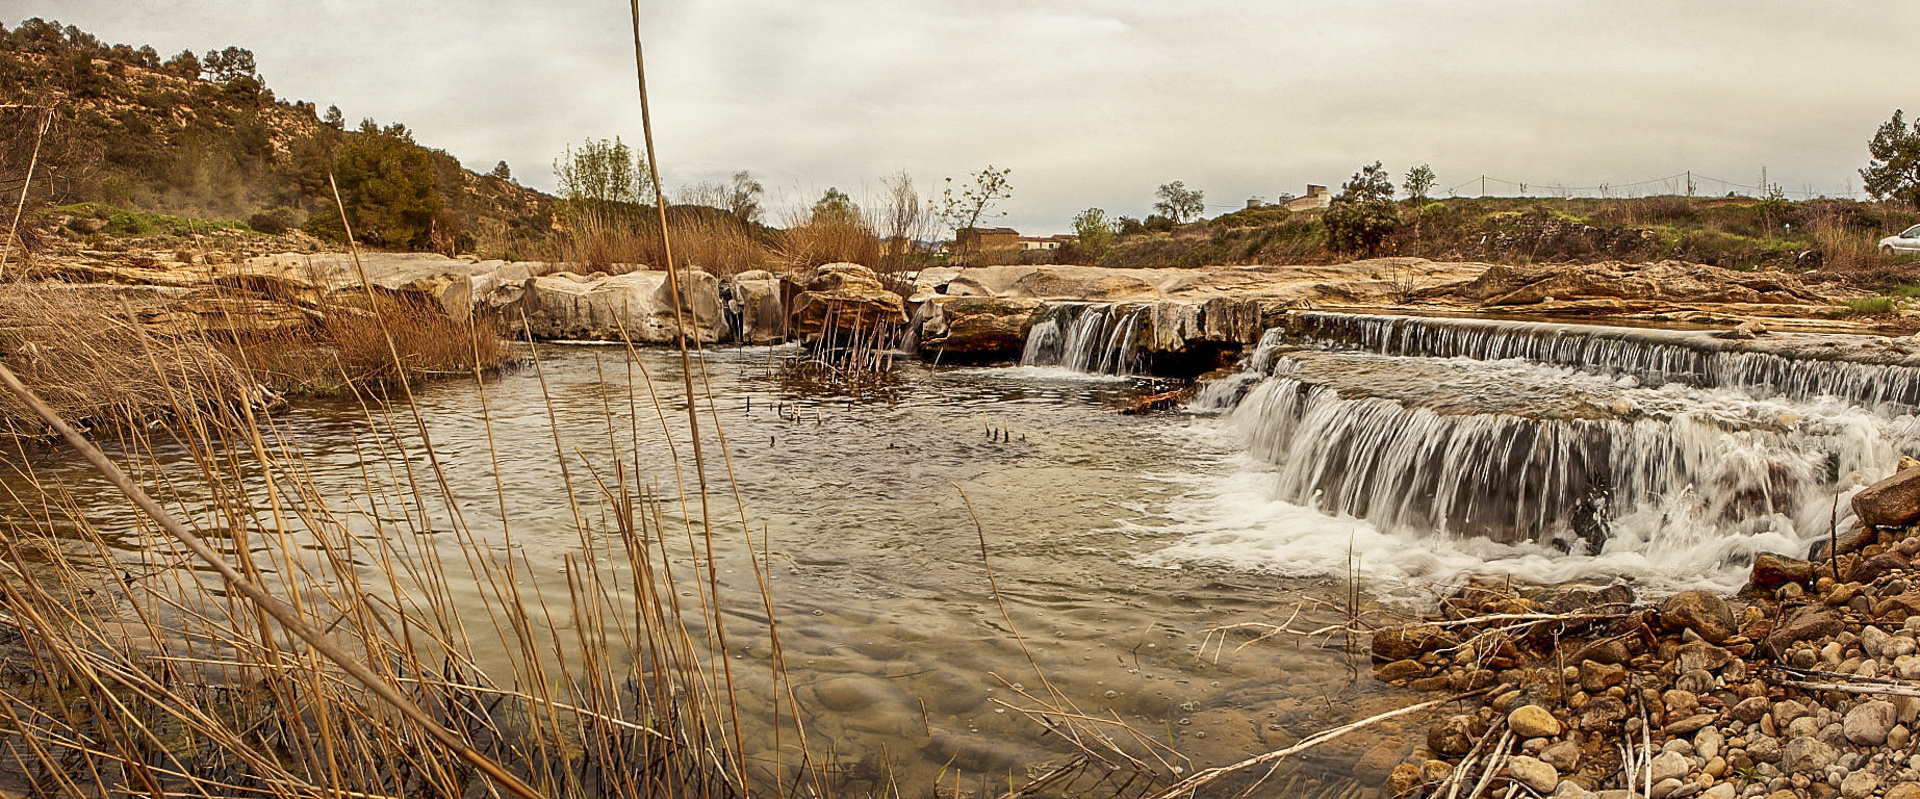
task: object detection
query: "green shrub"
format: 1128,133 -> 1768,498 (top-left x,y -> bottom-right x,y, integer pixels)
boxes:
1841,296 -> 1900,315
105,209 -> 157,235
1210,205 -> 1291,229
247,206 -> 299,234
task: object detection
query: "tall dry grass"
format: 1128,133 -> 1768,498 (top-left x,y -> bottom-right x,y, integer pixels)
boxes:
543,209 -> 773,278
224,292 -> 510,396
0,325 -> 783,798
0,282 -> 259,437
1805,203 -> 1887,274
776,216 -> 880,270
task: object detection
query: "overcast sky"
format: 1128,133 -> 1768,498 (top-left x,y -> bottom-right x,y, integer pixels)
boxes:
17,1 -> 1920,233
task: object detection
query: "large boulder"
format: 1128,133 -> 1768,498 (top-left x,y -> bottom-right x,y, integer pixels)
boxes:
1853,465 -> 1920,528
941,265 -> 1169,300
726,270 -> 788,344
788,264 -> 908,337
513,269 -> 725,343
918,297 -> 1042,356
237,252 -> 546,323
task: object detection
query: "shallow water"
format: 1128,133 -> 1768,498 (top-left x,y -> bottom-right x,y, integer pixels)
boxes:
5,345 -> 1416,795
17,309 -> 1918,795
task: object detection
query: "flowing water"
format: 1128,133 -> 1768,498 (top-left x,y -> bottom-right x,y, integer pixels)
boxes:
16,309 -> 1920,795
7,345 -> 1406,796
1021,304 -> 1150,375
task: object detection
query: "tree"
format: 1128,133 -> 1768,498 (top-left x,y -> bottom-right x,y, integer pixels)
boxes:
315,129 -> 445,248
723,170 -> 763,223
1862,109 -> 1920,208
811,187 -> 860,226
1403,164 -> 1437,203
1153,181 -> 1205,224
936,165 -> 1012,236
200,46 -> 256,84
1071,208 -> 1118,261
1323,161 -> 1400,255
675,172 -> 759,221
875,170 -> 932,270
322,105 -> 345,130
161,49 -> 199,79
489,160 -> 512,181
553,137 -> 652,230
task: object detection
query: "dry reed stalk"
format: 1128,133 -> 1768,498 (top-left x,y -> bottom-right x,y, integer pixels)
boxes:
0,104 -> 53,279
1146,693 -> 1475,799
0,358 -> 546,799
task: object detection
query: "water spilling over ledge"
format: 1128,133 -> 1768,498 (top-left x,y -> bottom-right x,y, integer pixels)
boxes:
1019,303 -> 1150,375
1190,317 -> 1920,558
1285,311 -> 1920,413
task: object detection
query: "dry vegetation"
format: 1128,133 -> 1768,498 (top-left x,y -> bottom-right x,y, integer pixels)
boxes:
220,293 -> 510,397
0,282 -> 256,437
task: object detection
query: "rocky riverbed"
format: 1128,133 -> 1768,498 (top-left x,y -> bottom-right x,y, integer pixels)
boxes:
1372,462 -> 1920,798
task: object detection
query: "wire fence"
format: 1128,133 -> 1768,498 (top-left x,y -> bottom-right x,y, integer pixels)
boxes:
1438,171 -> 1860,201
1214,170 -> 1867,210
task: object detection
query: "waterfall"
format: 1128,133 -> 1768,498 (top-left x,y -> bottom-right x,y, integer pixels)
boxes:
1288,311 -> 1920,413
1226,373 -> 1899,549
1019,304 -> 1148,375
1196,313 -> 1920,550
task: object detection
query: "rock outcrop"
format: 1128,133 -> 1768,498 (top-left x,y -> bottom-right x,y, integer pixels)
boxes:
788,264 -> 908,338
1459,260 -> 1826,308
917,297 -> 1042,355
512,270 -> 726,343
726,270 -> 789,344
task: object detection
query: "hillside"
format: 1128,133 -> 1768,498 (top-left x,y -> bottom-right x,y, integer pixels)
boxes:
1086,195 -> 1920,288
0,18 -> 553,253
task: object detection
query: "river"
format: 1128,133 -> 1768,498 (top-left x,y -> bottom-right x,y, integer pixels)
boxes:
13,310 -> 1920,796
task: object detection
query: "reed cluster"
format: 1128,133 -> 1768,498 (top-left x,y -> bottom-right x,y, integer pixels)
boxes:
0,281 -> 256,437
0,334 -> 784,798
540,208 -> 774,278
222,292 -> 510,397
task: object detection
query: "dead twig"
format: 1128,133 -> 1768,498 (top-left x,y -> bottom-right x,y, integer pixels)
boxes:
1144,691 -> 1483,799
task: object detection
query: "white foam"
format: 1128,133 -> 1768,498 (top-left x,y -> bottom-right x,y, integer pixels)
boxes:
1129,452 -> 1820,604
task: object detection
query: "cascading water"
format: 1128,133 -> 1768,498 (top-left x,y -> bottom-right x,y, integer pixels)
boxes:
1156,313 -> 1920,594
1228,360 -> 1900,549
1020,303 -> 1149,375
1289,311 -> 1920,413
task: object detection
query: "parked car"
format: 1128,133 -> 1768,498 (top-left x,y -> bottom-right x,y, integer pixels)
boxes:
1880,224 -> 1920,255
